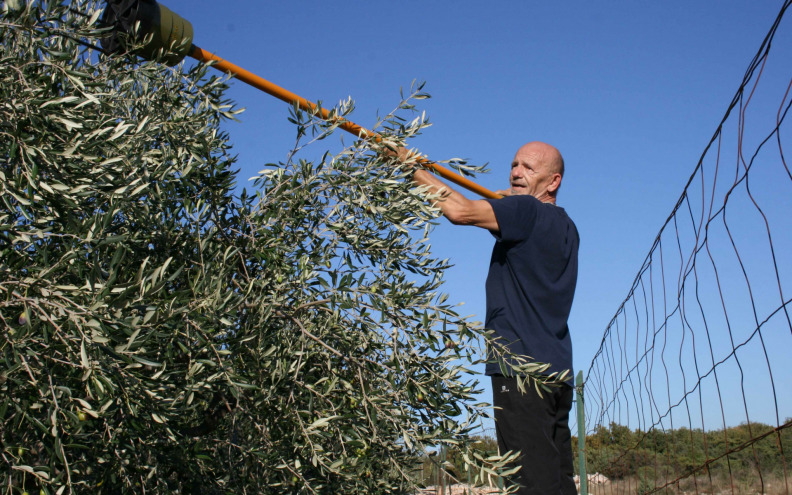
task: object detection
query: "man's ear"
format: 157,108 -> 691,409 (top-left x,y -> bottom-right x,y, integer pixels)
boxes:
548,173 -> 562,194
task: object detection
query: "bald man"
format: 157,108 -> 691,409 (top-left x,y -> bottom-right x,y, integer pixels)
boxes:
413,142 -> 579,495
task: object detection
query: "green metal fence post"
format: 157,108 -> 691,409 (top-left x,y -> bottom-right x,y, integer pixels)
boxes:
576,371 -> 588,495
440,443 -> 445,495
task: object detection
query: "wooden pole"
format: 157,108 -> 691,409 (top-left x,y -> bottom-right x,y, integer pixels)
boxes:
188,45 -> 502,200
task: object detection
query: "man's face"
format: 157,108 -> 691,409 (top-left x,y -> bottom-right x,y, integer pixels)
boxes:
508,143 -> 558,198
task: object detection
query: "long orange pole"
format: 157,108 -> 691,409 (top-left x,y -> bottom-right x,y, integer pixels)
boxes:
188,45 -> 502,200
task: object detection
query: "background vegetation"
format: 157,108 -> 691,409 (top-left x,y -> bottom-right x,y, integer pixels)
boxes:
575,421 -> 792,494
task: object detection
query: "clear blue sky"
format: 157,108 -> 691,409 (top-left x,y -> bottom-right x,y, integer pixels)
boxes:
159,0 -> 790,430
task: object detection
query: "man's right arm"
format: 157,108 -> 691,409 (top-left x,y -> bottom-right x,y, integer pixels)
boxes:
413,169 -> 500,232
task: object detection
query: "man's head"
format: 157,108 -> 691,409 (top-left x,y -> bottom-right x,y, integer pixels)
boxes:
508,142 -> 564,203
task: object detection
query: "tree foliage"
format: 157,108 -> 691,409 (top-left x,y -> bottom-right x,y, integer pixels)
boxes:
1,1 -> 557,493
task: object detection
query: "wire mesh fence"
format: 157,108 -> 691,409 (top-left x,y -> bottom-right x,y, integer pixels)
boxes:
578,1 -> 792,494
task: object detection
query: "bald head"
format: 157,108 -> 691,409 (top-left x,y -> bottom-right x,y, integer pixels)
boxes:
519,142 -> 564,175
508,142 -> 565,202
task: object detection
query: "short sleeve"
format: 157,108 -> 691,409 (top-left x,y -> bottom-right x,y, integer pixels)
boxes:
485,195 -> 539,243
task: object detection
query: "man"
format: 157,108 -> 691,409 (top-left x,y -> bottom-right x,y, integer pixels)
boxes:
411,141 -> 579,494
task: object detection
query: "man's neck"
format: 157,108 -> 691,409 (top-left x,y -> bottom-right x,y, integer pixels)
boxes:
534,192 -> 556,205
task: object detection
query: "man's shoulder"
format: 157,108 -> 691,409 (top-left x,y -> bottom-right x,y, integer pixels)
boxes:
486,194 -> 541,218
534,203 -> 580,251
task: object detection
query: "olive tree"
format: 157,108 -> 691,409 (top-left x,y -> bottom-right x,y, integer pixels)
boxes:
1,1 -> 560,493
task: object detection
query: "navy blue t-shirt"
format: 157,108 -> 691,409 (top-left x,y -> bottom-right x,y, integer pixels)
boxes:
484,195 -> 579,379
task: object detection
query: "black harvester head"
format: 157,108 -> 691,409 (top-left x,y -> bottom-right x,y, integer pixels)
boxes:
100,0 -> 193,65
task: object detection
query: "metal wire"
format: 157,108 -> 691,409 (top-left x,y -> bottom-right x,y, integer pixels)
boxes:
580,1 -> 792,493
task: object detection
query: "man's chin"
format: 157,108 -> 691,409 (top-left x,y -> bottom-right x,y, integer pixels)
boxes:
510,187 -> 528,196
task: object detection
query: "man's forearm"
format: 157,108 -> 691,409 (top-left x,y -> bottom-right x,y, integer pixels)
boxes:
412,169 -> 465,212
412,169 -> 500,230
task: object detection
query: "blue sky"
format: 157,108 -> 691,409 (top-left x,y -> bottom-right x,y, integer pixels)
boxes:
157,0 -> 790,431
